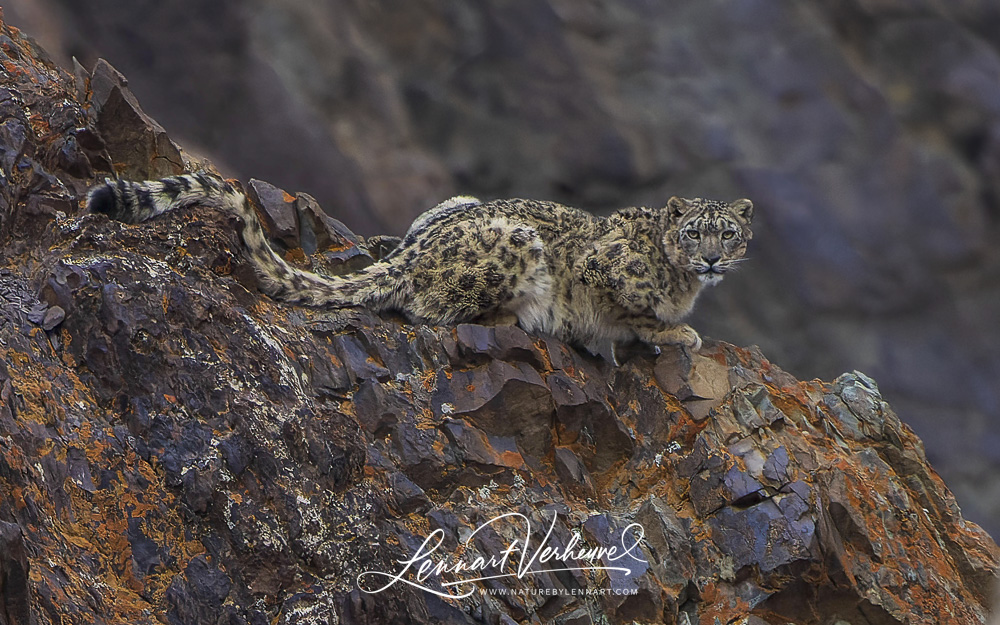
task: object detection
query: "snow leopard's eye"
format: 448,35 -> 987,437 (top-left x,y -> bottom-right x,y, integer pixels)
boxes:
722,230 -> 736,240
684,229 -> 700,240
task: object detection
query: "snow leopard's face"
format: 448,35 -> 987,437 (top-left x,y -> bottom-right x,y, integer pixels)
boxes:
664,197 -> 754,285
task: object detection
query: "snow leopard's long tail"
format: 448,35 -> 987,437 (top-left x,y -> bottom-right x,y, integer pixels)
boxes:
87,174 -> 405,309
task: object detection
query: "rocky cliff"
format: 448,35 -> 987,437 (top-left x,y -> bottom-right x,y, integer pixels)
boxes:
0,12 -> 997,625
5,0 -> 1000,541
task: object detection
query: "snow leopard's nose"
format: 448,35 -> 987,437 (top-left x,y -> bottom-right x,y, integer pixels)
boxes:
703,255 -> 721,266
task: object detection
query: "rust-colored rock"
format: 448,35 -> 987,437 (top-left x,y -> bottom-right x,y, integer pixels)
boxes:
0,11 -> 997,625
247,178 -> 299,250
89,58 -> 183,181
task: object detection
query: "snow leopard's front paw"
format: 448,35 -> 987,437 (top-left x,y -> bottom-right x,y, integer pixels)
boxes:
656,323 -> 702,351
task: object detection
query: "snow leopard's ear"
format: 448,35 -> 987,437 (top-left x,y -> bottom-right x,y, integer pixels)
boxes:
731,198 -> 753,224
667,196 -> 691,223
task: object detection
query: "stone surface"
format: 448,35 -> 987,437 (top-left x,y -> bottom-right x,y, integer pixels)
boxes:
0,9 -> 998,625
294,191 -> 374,272
88,58 -> 184,181
247,178 -> 300,249
0,521 -> 31,625
5,0 -> 1000,539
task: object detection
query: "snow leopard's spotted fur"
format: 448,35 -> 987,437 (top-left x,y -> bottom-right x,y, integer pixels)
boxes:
88,174 -> 753,351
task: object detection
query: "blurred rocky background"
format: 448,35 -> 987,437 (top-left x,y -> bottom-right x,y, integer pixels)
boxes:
5,0 -> 999,538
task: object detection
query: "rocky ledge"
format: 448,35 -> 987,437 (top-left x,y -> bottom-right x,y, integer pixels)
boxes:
0,11 -> 997,625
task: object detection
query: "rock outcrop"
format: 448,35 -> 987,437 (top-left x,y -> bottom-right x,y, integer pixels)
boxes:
6,0 -> 1000,541
0,12 -> 997,625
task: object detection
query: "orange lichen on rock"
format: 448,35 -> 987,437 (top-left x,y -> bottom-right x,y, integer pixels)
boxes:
0,11 -> 996,625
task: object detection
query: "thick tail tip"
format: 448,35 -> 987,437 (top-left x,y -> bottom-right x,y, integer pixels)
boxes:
87,182 -> 120,218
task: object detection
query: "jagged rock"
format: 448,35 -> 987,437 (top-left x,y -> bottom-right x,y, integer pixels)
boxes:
9,0 -> 1000,541
247,178 -> 300,250
0,11 -> 997,625
294,191 -> 374,274
88,58 -> 183,180
0,521 -> 31,625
